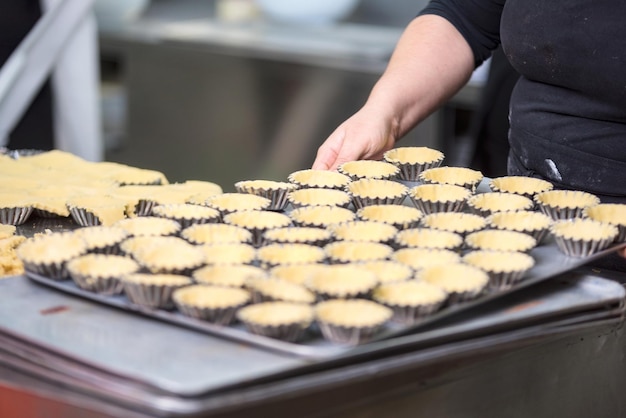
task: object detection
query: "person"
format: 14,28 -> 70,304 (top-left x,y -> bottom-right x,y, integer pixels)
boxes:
467,46 -> 518,179
312,0 -> 626,260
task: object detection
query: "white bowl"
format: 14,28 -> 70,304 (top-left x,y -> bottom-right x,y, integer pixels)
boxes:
256,0 -> 359,25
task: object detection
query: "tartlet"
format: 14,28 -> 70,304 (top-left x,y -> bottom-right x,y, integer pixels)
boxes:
420,212 -> 487,237
356,260 -> 414,284
550,219 -> 618,257
315,299 -> 393,345
489,176 -> 554,199
408,184 -> 472,214
66,196 -> 127,226
204,193 -> 271,215
487,211 -> 553,243
197,243 -> 256,265
269,264 -> 331,286
394,228 -> 463,251
465,230 -> 537,253
193,264 -> 267,288
17,232 -> 87,280
287,169 -> 351,190
534,190 -> 600,220
418,263 -> 489,303
373,281 -> 448,324
462,250 -> 535,290
72,226 -> 128,255
119,236 -> 189,258
338,160 -> 399,181
234,180 -> 297,211
121,273 -> 192,309
223,210 -> 292,246
466,192 -> 534,217
329,221 -> 397,244
262,226 -> 333,247
306,264 -> 378,299
392,248 -> 461,271
257,243 -> 326,268
324,241 -> 394,264
29,187 -> 72,218
289,205 -> 355,228
237,301 -> 314,342
383,146 -> 445,181
247,277 -> 316,304
346,179 -> 408,209
419,166 -> 483,191
357,204 -> 423,230
172,285 -> 250,325
287,188 -> 351,208
66,254 -> 140,295
114,216 -> 181,237
584,204 -> 626,242
131,240 -> 205,275
151,203 -> 221,228
181,223 -> 253,245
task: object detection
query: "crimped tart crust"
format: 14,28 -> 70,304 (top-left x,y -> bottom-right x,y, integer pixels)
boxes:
193,264 -> 267,287
288,169 -> 351,189
419,166 -> 483,190
338,160 -> 399,180
329,221 -> 397,244
489,176 -> 553,198
465,230 -> 537,253
357,204 -> 423,229
237,302 -> 314,342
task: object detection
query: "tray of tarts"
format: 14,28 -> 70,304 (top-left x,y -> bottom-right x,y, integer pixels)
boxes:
5,149 -> 626,359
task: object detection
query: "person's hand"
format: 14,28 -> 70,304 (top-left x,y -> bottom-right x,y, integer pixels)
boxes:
620,247 -> 626,259
312,105 -> 398,171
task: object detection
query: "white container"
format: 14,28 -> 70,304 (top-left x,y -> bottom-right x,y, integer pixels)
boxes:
256,0 -> 359,25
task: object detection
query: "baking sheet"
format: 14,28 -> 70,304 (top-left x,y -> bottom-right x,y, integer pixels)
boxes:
25,239 -> 626,359
0,273 -> 624,401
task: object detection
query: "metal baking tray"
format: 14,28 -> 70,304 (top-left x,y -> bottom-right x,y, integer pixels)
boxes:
26,239 -> 626,359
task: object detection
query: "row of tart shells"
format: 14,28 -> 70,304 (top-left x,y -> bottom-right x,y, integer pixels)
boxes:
16,228 -> 510,345
15,203 -> 618,346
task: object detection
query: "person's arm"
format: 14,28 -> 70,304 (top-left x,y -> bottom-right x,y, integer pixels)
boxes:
312,15 -> 474,170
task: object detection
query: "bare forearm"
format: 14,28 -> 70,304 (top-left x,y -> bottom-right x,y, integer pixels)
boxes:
366,14 -> 475,140
312,14 -> 476,170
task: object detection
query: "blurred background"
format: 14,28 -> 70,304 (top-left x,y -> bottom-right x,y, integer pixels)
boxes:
7,0 -> 491,190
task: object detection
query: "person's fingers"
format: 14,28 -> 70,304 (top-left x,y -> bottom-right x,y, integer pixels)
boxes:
620,247 -> 626,259
312,129 -> 345,170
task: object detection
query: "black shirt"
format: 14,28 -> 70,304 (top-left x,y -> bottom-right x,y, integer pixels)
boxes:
420,0 -> 626,202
